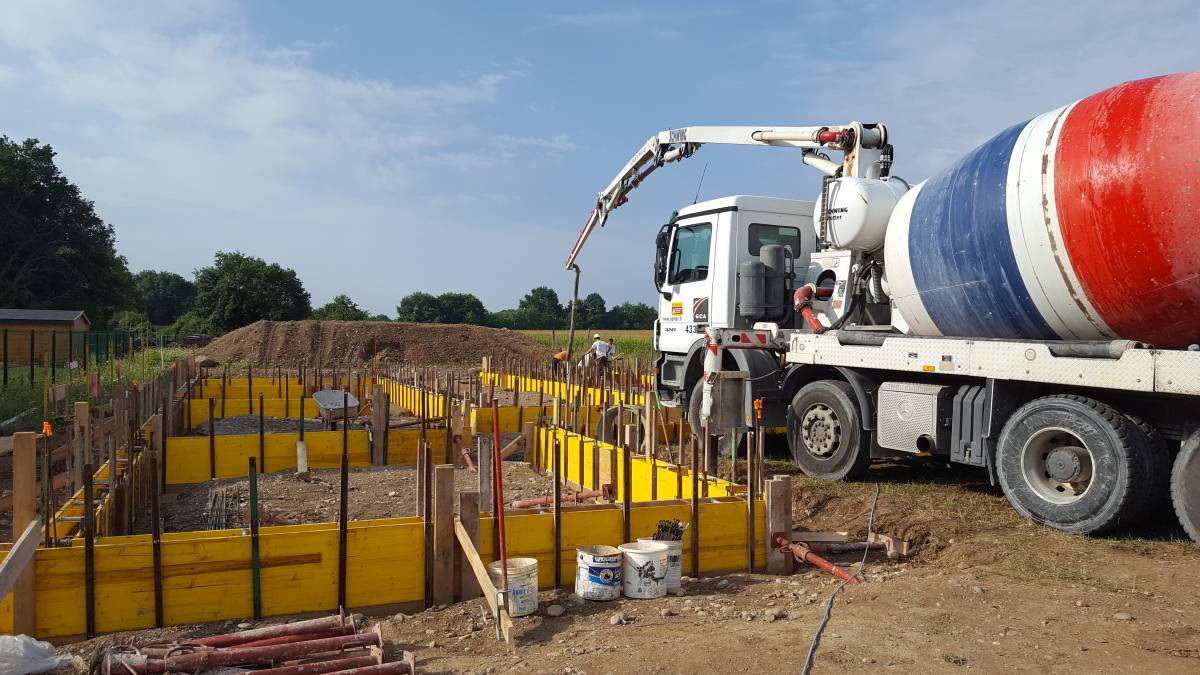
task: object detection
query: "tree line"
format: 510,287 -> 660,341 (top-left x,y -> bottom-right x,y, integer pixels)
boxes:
1,136 -> 655,336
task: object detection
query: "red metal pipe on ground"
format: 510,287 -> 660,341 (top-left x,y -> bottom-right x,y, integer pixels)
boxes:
248,652 -> 380,675
149,631 -> 382,673
325,662 -> 414,675
772,533 -> 864,585
190,614 -> 352,647
232,627 -> 354,649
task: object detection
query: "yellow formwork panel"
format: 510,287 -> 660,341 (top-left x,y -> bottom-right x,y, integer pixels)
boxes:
473,498 -> 764,590
0,518 -> 425,639
535,428 -> 738,501
166,431 -> 371,484
186,398 -> 319,428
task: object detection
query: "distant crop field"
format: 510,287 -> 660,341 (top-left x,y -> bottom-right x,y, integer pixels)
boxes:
520,329 -> 655,362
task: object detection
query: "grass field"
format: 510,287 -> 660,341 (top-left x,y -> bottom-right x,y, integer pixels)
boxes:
520,329 -> 655,362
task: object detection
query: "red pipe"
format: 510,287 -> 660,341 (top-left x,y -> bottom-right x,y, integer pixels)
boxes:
190,615 -> 352,648
149,631 -> 382,673
491,398 -> 510,607
461,446 -> 477,471
250,653 -> 381,675
793,284 -> 833,332
232,627 -> 354,649
772,533 -> 863,585
319,662 -> 414,675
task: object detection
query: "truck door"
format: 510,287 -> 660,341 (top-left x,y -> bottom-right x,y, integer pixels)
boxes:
657,219 -> 714,355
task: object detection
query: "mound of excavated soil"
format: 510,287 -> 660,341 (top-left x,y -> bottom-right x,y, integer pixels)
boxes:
202,320 -> 548,366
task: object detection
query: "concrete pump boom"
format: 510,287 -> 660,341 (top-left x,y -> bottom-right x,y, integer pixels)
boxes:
564,122 -> 889,268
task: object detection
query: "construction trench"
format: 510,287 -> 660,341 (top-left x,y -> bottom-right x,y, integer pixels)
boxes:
2,353 -> 1196,673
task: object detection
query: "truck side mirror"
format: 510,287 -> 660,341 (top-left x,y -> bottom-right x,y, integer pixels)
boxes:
653,224 -> 674,293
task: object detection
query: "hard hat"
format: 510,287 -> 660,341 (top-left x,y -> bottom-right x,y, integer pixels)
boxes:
593,333 -> 601,338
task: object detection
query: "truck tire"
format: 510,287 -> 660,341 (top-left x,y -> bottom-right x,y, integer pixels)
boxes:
594,405 -> 645,447
787,380 -> 871,481
1171,439 -> 1200,546
996,395 -> 1154,534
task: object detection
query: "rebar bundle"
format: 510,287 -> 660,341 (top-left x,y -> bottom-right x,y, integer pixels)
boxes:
205,485 -> 242,530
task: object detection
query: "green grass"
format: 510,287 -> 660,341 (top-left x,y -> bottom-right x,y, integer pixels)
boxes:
0,346 -> 190,431
520,329 -> 655,362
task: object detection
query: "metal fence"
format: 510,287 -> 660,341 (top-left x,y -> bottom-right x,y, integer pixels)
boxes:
0,329 -> 138,387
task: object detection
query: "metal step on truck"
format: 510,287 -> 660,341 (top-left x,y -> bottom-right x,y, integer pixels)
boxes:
561,73 -> 1200,542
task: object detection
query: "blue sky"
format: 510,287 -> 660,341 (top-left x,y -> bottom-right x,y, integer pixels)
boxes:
1,1 -> 1197,316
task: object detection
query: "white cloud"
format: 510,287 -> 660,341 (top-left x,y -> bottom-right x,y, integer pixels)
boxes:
0,0 -> 571,313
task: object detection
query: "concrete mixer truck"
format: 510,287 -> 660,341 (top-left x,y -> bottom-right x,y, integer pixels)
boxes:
564,73 -> 1200,542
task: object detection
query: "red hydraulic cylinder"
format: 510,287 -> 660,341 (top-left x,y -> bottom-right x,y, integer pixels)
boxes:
772,533 -> 864,585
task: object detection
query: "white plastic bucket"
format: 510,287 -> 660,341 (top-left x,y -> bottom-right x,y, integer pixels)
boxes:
638,537 -> 683,590
488,557 -> 539,617
575,545 -> 623,601
619,541 -> 669,599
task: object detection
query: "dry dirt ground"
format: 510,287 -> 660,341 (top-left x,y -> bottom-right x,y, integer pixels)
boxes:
201,320 -> 550,367
54,457 -> 1200,674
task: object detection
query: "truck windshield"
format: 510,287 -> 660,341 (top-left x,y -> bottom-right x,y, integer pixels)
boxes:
669,223 -> 711,284
748,223 -> 802,257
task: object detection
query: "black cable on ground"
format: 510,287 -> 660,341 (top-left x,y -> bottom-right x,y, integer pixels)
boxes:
801,482 -> 881,675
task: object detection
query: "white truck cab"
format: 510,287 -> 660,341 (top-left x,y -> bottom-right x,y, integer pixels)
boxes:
652,195 -> 815,418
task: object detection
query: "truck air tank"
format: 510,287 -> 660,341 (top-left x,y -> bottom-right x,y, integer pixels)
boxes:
883,72 -> 1200,348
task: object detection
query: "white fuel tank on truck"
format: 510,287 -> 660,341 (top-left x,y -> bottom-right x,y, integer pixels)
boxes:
883,72 -> 1200,348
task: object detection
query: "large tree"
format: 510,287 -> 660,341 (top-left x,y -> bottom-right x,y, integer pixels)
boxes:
191,251 -> 311,332
396,292 -> 442,323
0,137 -> 134,327
312,294 -> 371,321
395,291 -> 488,324
518,286 -> 565,329
572,292 -> 607,328
133,270 -> 194,325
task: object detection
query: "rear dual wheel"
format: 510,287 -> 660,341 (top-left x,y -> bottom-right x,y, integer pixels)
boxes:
996,395 -> 1156,535
1172,438 -> 1200,546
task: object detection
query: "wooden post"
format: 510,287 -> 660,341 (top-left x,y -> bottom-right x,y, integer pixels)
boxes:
523,421 -> 536,471
74,401 -> 90,492
432,464 -> 455,606
457,491 -> 481,601
12,432 -> 37,635
371,385 -> 387,466
622,424 -> 635,544
765,476 -> 793,575
416,440 -> 428,517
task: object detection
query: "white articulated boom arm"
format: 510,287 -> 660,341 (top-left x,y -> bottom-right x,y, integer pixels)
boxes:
564,122 -> 889,268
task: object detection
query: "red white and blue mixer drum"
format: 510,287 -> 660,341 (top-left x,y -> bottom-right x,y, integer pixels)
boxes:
884,72 -> 1200,348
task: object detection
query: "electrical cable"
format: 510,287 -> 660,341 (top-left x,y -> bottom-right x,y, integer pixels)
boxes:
800,482 -> 880,675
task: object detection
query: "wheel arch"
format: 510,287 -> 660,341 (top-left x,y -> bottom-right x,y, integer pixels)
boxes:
782,365 -> 879,430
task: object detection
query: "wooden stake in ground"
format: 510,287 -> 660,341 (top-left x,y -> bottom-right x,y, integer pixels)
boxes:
432,464 -> 455,606
765,476 -> 793,575
11,432 -> 38,635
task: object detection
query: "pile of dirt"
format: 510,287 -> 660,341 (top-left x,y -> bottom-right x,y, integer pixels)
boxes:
201,320 -> 548,367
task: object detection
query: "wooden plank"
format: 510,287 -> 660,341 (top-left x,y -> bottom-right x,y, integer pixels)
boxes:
766,476 -> 792,575
0,519 -> 40,598
497,435 -> 525,461
454,519 -> 513,644
457,492 -> 480,601
431,465 -> 455,606
12,431 -> 37,634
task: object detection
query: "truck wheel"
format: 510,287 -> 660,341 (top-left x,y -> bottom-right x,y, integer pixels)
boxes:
787,380 -> 871,481
594,405 -> 645,447
1172,438 -> 1200,546
996,395 -> 1154,534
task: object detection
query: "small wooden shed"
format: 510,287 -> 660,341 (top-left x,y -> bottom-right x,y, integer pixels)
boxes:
0,309 -> 91,364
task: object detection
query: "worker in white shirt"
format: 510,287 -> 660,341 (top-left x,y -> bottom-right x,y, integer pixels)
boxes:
587,333 -> 612,369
